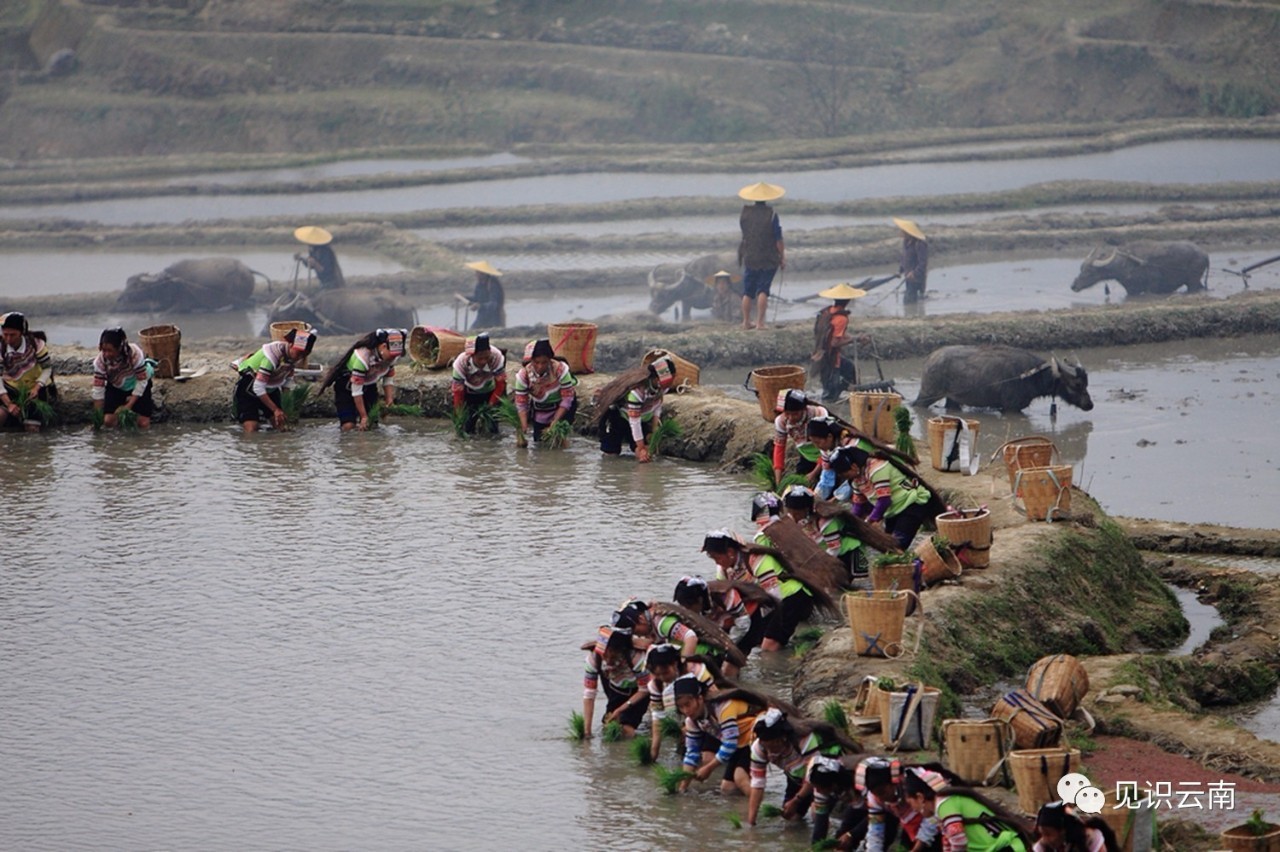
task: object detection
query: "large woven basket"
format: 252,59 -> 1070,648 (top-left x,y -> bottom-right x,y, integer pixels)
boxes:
1219,823 -> 1280,852
880,684 -> 941,751
547,321 -> 597,373
871,560 -> 918,595
746,365 -> 806,422
942,718 -> 1014,787
269,320 -> 313,368
935,508 -> 992,569
991,689 -> 1063,750
849,391 -> 902,442
844,590 -> 918,658
409,325 -> 466,369
1009,747 -> 1080,815
138,324 -> 181,379
1025,654 -> 1090,719
642,348 -> 700,388
914,536 -> 963,586
997,436 -> 1059,490
1099,789 -> 1157,852
1013,464 -> 1073,521
928,416 -> 980,473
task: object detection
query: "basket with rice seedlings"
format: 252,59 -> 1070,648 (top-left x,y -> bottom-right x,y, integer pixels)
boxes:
567,711 -> 586,741
647,417 -> 682,457
654,765 -> 696,795
541,418 -> 573,449
601,720 -> 625,742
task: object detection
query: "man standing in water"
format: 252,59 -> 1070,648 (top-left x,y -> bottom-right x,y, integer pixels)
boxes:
737,182 -> 786,330
894,217 -> 928,304
812,282 -> 867,401
293,225 -> 345,290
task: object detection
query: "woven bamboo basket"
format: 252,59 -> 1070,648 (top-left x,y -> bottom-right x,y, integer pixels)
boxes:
1025,654 -> 1090,719
914,536 -> 963,586
997,436 -> 1059,490
935,508 -> 992,569
849,391 -> 902,442
851,675 -> 886,725
991,689 -> 1064,750
138,324 -> 181,379
1219,822 -> 1280,852
269,320 -> 313,368
746,365 -> 806,422
844,590 -> 918,658
408,326 -> 466,369
547,321 -> 598,373
1009,747 -> 1080,815
880,684 -> 941,751
1013,464 -> 1073,521
871,560 -> 918,594
928,416 -> 981,472
942,718 -> 1014,787
642,348 -> 700,388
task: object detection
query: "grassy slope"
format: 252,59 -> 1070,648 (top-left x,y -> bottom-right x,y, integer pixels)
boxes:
1,0 -> 1277,159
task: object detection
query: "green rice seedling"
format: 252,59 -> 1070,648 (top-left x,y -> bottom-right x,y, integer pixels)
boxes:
778,473 -> 810,492
659,715 -> 684,741
540,418 -> 572,449
450,405 -> 470,438
811,838 -> 841,851
90,407 -> 105,431
791,625 -> 825,657
567,711 -> 586,741
15,385 -> 56,425
115,407 -> 140,431
648,417 -> 682,457
384,403 -> 423,417
654,765 -> 695,795
822,699 -> 850,733
470,402 -> 499,435
280,384 -> 312,423
893,405 -> 917,459
873,552 -> 913,569
494,396 -> 521,428
749,452 -> 778,490
629,737 -> 654,766
601,720 -> 625,742
367,401 -> 383,426
759,803 -> 784,819
726,812 -> 743,829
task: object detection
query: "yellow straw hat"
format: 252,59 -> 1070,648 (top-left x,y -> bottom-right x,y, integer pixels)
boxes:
464,260 -> 503,277
704,269 -> 740,285
892,217 -> 926,240
738,181 -> 786,202
817,282 -> 869,300
294,225 -> 333,246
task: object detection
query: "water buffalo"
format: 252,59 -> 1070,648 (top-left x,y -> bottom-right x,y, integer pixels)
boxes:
116,257 -> 260,312
648,251 -> 741,321
914,345 -> 1094,413
1071,241 -> 1209,295
265,289 -> 418,336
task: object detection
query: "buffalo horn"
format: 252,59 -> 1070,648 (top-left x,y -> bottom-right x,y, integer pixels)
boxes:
1090,248 -> 1117,267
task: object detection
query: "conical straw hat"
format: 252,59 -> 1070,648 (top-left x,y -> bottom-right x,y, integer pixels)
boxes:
294,225 -> 333,246
703,269 -> 741,285
464,260 -> 503,277
818,282 -> 869,300
738,181 -> 786,202
892,218 -> 926,240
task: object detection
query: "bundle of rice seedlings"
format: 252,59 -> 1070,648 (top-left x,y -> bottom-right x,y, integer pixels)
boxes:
16,386 -> 56,425
893,405 -> 917,459
654,765 -> 695,795
116,407 -> 140,431
759,804 -> 784,819
648,417 -> 683,457
540,419 -> 572,449
791,625 -> 825,657
450,405 -> 470,438
567,711 -> 586,741
725,812 -> 743,829
470,402 -> 499,435
822,699 -> 850,733
778,473 -> 809,492
811,838 -> 841,851
384,403 -> 423,417
749,452 -> 778,491
494,396 -> 521,428
600,720 -> 625,742
629,737 -> 654,766
659,715 -> 684,741
90,407 -> 105,431
279,384 -> 312,422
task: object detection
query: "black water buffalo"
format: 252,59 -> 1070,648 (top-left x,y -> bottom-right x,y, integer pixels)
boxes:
913,345 -> 1094,413
1071,241 -> 1209,295
648,251 -> 741,321
117,257 -> 260,312
265,289 -> 417,336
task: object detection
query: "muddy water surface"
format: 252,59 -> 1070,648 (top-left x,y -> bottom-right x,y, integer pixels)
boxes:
2,139 -> 1277,225
0,424 -> 810,851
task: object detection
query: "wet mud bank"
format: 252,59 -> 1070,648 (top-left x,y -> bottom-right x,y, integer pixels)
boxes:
1118,518 -> 1280,558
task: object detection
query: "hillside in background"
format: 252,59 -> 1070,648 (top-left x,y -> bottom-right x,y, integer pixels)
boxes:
1,0 -> 1277,161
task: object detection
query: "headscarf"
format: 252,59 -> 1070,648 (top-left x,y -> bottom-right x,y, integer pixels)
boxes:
700,529 -> 738,554
648,356 -> 676,389
2,312 -> 28,333
671,673 -> 706,698
780,388 -> 808,413
830,445 -> 870,474
378,328 -> 407,356
750,492 -> 781,521
783,484 -> 815,510
753,707 -> 790,740
646,643 -> 681,668
855,757 -> 902,792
